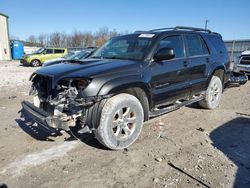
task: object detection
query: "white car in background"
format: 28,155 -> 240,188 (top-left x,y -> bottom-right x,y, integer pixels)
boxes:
235,48 -> 250,75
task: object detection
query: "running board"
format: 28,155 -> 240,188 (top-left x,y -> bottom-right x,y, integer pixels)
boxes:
149,95 -> 204,118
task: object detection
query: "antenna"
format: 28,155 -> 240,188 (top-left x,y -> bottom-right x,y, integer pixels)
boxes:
205,20 -> 208,30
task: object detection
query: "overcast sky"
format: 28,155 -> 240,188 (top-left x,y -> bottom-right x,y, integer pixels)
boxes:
1,0 -> 250,40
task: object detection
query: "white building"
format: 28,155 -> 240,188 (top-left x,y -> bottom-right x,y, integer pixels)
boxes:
0,13 -> 11,61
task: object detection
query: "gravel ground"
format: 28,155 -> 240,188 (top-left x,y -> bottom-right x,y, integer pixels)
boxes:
0,60 -> 38,88
0,61 -> 250,188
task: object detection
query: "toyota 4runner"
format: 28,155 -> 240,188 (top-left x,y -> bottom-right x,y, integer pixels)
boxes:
22,26 -> 232,150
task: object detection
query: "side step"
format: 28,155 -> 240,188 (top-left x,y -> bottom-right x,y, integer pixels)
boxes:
149,95 -> 204,118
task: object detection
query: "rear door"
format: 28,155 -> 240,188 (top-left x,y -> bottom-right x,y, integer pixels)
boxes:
150,35 -> 191,106
184,34 -> 210,95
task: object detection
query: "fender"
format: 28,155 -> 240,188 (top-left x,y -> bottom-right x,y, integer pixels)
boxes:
98,75 -> 151,96
207,63 -> 230,88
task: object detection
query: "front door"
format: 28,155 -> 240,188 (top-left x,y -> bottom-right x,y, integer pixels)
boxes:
150,35 -> 191,106
41,49 -> 54,62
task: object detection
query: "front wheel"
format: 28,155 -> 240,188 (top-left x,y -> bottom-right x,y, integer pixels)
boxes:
31,59 -> 41,67
94,93 -> 144,150
199,75 -> 223,109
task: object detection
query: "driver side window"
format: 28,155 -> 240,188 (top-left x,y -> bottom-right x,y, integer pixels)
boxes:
158,35 -> 185,58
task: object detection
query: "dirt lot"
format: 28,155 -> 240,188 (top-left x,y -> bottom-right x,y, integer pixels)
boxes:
0,61 -> 249,188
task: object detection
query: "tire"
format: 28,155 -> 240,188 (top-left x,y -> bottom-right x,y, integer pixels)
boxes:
199,75 -> 223,109
94,93 -> 144,150
31,59 -> 41,67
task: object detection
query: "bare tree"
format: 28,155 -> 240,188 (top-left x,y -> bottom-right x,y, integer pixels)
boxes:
25,27 -> 129,48
27,35 -> 37,44
38,34 -> 46,47
50,32 -> 61,47
95,27 -> 110,47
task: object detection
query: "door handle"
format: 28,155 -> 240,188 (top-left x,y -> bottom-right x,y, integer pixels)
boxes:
206,58 -> 210,63
183,61 -> 188,67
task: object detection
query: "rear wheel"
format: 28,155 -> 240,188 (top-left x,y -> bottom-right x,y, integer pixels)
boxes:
94,93 -> 144,150
31,59 -> 41,67
199,75 -> 223,109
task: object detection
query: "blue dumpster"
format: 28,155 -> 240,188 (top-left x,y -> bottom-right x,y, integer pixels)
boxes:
11,41 -> 24,60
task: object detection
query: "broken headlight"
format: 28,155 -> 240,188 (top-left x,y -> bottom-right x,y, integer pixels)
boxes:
57,78 -> 91,90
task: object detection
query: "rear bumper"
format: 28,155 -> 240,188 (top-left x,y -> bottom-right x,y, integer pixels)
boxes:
21,101 -> 74,130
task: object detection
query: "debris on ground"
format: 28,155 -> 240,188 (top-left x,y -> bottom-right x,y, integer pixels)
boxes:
196,127 -> 205,132
153,177 -> 160,183
236,112 -> 250,117
168,162 -> 211,188
155,157 -> 163,162
8,96 -> 17,100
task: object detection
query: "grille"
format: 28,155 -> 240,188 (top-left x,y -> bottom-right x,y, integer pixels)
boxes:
240,56 -> 250,65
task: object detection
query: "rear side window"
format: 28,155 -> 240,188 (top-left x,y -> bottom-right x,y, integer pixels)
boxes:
55,49 -> 65,53
207,35 -> 227,54
158,35 -> 185,58
46,49 -> 54,54
185,34 -> 209,56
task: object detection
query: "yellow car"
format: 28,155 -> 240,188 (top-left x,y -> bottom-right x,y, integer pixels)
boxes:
20,48 -> 68,67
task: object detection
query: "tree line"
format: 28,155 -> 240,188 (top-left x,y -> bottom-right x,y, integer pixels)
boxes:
24,27 -> 129,48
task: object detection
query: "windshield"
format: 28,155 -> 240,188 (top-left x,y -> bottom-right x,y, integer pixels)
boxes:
91,34 -> 154,60
67,51 -> 90,60
36,48 -> 46,54
63,52 -> 75,58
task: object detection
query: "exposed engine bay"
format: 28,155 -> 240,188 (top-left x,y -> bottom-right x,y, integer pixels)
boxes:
24,74 -> 109,130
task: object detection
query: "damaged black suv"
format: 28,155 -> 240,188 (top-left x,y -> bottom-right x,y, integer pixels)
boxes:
22,26 -> 231,150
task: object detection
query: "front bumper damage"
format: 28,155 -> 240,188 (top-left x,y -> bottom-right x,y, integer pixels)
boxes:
22,101 -> 74,130
227,71 -> 248,87
21,73 -> 112,131
21,94 -> 110,131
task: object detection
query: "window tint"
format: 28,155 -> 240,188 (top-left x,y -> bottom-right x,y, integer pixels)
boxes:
186,34 -> 208,56
91,35 -> 153,60
55,49 -> 65,53
200,37 -> 209,54
46,49 -> 54,54
207,35 -> 227,54
158,35 -> 184,58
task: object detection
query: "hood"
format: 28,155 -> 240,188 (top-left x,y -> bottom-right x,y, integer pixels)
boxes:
23,53 -> 39,59
35,58 -> 142,82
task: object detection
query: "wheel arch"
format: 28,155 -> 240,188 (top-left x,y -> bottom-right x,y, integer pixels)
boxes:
207,66 -> 226,89
98,79 -> 152,121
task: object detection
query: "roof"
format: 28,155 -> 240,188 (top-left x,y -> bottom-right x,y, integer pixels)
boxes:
135,26 -> 214,34
134,26 -> 220,37
0,12 -> 9,18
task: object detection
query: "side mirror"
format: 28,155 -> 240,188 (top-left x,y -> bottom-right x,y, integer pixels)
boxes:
154,47 -> 175,61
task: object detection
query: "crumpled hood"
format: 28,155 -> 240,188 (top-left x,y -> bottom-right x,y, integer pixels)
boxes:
35,58 -> 142,82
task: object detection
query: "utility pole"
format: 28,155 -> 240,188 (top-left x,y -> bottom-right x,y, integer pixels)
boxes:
205,19 -> 208,30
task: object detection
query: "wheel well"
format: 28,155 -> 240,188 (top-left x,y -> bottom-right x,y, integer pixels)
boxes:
213,69 -> 224,81
211,69 -> 225,91
114,87 -> 150,121
31,59 -> 40,62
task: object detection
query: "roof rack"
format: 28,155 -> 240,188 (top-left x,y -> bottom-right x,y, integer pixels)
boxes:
148,26 -> 212,33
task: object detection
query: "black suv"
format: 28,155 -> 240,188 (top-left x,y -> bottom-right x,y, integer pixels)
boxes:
22,26 -> 231,150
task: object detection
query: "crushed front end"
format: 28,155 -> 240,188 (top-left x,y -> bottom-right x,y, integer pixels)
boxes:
22,73 -> 106,130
